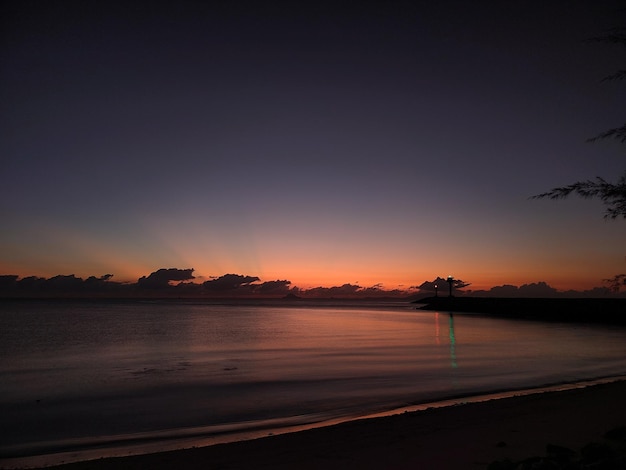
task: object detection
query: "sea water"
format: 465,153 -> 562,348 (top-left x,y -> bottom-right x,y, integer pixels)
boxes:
1,299 -> 626,462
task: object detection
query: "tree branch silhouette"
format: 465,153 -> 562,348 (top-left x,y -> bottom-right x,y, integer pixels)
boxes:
532,27 -> 625,220
605,274 -> 626,293
532,173 -> 626,220
585,125 -> 626,144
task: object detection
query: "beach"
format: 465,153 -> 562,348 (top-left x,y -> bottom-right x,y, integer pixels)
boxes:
13,379 -> 626,470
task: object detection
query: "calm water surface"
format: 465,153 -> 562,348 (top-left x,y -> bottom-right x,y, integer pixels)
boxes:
1,300 -> 626,460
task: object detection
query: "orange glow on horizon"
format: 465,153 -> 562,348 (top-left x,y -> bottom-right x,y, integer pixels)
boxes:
3,221 -> 621,295
3,261 -> 617,294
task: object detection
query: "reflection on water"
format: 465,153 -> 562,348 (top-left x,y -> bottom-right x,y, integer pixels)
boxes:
434,312 -> 458,369
1,300 -> 626,459
449,313 -> 458,369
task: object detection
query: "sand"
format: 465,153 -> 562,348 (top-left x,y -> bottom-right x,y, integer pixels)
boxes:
8,379 -> 625,470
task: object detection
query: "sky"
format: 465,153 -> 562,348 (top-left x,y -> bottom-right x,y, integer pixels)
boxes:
1,0 -> 625,295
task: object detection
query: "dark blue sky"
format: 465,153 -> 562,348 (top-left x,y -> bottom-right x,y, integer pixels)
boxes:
1,0 -> 624,291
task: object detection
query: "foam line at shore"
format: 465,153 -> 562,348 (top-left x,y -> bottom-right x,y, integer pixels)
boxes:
3,375 -> 626,469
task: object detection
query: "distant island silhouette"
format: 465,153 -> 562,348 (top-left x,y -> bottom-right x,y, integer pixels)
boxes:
1,269 -> 625,301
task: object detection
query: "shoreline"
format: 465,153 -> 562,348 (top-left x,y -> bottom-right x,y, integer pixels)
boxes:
4,376 -> 626,470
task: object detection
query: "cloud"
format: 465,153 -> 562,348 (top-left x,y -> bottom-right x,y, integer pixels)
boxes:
0,275 -> 19,288
202,273 -> 260,291
0,273 -> 123,296
137,268 -> 195,289
13,276 -> 47,290
304,283 -> 363,298
2,269 -> 623,299
47,274 -> 85,290
253,279 -> 295,295
467,281 -> 620,298
518,281 -> 558,297
486,284 -> 520,296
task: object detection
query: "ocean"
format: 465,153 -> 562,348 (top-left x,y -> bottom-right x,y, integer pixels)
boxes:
1,299 -> 626,465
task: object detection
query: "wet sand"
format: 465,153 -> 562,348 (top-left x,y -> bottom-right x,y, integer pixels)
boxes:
11,379 -> 626,470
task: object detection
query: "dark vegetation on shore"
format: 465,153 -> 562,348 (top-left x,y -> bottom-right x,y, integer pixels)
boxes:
417,297 -> 626,325
488,426 -> 626,470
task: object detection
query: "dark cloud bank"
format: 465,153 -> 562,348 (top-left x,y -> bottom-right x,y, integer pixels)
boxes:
0,270 -> 623,299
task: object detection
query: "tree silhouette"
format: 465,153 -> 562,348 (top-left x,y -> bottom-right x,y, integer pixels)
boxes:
418,277 -> 470,295
534,27 -> 625,292
444,276 -> 471,297
532,28 -> 626,220
605,273 -> 626,292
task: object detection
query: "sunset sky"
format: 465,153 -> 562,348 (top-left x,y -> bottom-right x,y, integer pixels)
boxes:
1,1 -> 625,293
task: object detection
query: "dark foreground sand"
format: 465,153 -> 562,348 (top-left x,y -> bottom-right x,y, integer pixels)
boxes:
13,379 -> 626,470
